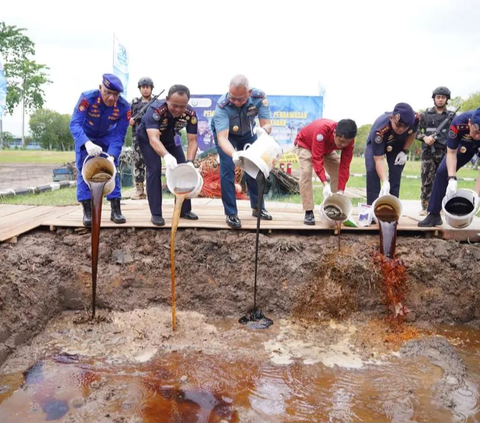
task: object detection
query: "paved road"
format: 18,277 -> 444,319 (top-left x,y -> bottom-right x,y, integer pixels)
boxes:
0,163 -> 64,190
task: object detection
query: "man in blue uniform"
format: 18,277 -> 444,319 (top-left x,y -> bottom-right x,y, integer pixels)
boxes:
212,74 -> 273,229
365,103 -> 419,205
418,108 -> 480,227
136,84 -> 199,226
70,73 -> 131,227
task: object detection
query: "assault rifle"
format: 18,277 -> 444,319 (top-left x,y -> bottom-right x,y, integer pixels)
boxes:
428,106 -> 461,153
131,89 -> 166,121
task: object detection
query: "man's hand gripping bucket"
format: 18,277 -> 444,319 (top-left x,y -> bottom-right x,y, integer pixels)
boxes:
166,164 -> 204,198
236,129 -> 283,179
82,152 -> 116,196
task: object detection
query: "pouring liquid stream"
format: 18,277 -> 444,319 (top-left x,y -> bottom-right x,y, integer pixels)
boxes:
88,172 -> 111,319
170,187 -> 194,331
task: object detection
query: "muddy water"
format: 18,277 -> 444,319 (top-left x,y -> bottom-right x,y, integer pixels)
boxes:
171,189 -> 193,331
1,315 -> 480,422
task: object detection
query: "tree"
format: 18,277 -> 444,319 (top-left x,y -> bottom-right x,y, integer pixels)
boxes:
0,130 -> 14,148
0,22 -> 51,115
0,22 -> 51,147
459,92 -> 480,112
353,124 -> 372,156
29,108 -> 73,151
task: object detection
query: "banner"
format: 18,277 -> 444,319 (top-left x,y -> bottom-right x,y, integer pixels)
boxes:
189,94 -> 323,155
0,53 -> 7,118
113,35 -> 129,99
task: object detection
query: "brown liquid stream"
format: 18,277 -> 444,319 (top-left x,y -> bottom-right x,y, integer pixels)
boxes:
374,204 -> 399,259
170,188 -> 194,331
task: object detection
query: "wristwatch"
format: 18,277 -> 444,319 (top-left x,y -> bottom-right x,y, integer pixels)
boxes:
402,149 -> 409,154
186,159 -> 194,164
448,176 -> 457,181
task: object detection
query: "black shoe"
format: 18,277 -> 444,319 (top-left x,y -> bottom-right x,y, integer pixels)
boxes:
81,200 -> 92,227
109,198 -> 126,224
304,210 -> 315,226
226,214 -> 242,229
180,211 -> 198,220
252,208 -> 273,220
151,215 -> 165,226
418,213 -> 443,227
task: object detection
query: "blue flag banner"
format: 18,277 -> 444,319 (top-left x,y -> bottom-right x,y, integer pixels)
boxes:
189,94 -> 323,154
0,53 -> 7,118
113,35 -> 129,99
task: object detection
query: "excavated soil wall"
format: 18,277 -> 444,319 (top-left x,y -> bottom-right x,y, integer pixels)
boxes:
1,227 -> 480,366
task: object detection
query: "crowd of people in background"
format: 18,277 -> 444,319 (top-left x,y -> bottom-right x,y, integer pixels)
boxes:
69,75 -> 480,230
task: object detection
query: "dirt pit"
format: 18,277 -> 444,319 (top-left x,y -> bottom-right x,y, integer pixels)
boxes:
1,228 -> 480,421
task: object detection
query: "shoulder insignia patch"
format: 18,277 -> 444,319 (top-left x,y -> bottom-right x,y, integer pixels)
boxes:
316,134 -> 323,142
375,134 -> 383,144
78,98 -> 89,112
218,98 -> 230,109
262,98 -> 269,106
153,112 -> 160,121
251,89 -> 266,98
449,125 -> 458,139
191,116 -> 197,125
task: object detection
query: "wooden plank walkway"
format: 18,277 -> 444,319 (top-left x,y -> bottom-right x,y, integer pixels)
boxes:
1,199 -> 479,243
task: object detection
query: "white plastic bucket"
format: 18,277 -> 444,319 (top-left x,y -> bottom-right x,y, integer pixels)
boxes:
166,163 -> 204,199
372,194 -> 403,222
236,131 -> 283,179
82,153 -> 116,196
320,193 -> 353,225
442,189 -> 480,229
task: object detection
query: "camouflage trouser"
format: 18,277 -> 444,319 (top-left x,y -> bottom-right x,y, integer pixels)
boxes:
132,135 -> 146,183
420,148 -> 446,210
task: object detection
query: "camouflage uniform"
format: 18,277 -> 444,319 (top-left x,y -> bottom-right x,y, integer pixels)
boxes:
416,108 -> 456,210
130,97 -> 148,183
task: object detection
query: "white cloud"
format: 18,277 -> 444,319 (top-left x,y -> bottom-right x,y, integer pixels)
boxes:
2,0 -> 479,137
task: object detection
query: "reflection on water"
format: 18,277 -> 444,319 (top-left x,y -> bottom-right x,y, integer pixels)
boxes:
1,324 -> 480,422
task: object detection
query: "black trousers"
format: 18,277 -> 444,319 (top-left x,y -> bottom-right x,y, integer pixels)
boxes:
138,140 -> 191,217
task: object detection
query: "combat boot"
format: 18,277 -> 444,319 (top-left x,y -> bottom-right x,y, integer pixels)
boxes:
131,182 -> 146,200
418,213 -> 442,227
110,198 -> 126,224
81,200 -> 92,227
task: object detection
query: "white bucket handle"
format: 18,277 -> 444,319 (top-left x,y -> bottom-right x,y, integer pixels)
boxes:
243,143 -> 252,151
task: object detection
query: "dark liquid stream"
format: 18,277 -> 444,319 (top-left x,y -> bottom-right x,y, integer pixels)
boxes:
90,180 -> 108,318
239,172 -> 273,329
375,204 -> 399,259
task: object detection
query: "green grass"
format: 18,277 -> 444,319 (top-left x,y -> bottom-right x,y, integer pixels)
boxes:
0,187 -> 78,206
0,150 -> 75,164
1,155 -> 478,208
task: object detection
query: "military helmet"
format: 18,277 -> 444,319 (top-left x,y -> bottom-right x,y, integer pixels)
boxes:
432,86 -> 451,100
138,77 -> 154,88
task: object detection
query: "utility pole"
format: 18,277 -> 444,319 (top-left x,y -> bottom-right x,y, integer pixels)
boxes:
21,79 -> 25,148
